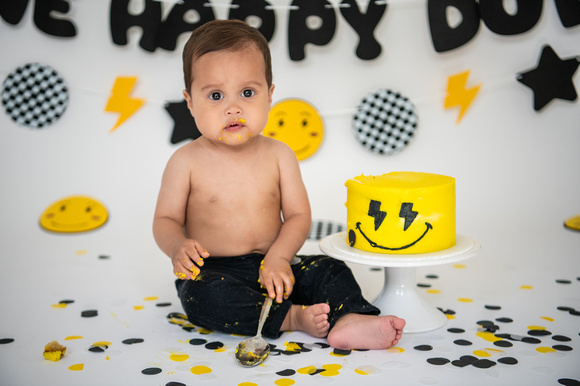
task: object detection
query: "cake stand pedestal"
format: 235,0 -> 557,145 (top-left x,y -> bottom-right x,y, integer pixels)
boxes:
319,233 -> 481,333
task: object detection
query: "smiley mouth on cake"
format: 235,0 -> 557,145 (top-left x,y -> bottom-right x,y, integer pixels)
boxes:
353,222 -> 433,251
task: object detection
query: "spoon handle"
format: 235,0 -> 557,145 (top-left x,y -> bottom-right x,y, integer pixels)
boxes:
256,297 -> 273,337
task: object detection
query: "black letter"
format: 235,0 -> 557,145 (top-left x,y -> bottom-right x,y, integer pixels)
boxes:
110,0 -> 161,52
0,0 -> 29,25
288,0 -> 336,61
339,0 -> 386,60
34,0 -> 76,37
554,0 -> 580,28
427,0 -> 480,53
229,0 -> 276,42
157,0 -> 215,51
480,0 -> 542,35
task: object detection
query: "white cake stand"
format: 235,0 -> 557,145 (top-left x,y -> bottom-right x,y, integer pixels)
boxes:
319,233 -> 481,333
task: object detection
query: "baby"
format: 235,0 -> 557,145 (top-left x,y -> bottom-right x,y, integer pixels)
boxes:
153,19 -> 405,349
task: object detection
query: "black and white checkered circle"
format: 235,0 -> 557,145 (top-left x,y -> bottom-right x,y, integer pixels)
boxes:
307,220 -> 345,241
353,89 -> 418,155
1,63 -> 69,129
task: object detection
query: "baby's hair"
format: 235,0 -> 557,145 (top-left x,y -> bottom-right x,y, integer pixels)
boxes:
182,19 -> 272,93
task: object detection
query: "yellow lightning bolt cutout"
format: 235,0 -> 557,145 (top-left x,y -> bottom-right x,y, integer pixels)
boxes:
444,70 -> 482,124
105,76 -> 145,132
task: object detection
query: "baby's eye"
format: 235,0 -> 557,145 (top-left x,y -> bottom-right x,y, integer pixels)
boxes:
209,92 -> 223,101
241,89 -> 255,98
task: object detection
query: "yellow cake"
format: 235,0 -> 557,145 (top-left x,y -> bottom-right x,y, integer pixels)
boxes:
345,172 -> 455,254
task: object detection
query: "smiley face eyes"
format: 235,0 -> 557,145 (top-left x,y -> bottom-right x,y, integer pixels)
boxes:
367,201 -> 418,231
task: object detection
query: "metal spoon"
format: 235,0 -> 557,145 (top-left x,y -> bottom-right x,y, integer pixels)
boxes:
235,296 -> 273,367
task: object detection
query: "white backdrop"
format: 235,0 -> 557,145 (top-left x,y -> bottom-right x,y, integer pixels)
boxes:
1,0 -> 579,266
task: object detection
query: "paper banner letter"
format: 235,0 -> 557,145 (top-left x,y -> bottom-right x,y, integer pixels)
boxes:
288,0 -> 336,61
427,0 -> 480,53
156,1 -> 215,51
105,76 -> 145,132
554,0 -> 580,28
110,0 -> 161,52
229,0 -> 276,42
339,0 -> 387,60
479,0 -> 542,35
444,70 -> 482,124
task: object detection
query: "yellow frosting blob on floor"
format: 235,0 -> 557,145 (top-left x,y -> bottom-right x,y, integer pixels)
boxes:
191,365 -> 212,375
68,363 -> 84,371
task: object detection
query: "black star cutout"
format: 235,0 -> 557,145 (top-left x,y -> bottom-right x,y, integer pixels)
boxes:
164,100 -> 201,144
516,45 -> 580,111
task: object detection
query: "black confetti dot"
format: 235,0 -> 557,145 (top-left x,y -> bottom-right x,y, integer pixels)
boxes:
528,329 -> 552,336
0,338 -> 14,344
189,338 -> 207,345
98,255 -> 110,260
498,357 -> 518,365
553,335 -> 572,342
477,320 -> 499,331
166,382 -> 186,386
414,345 -> 433,351
555,279 -> 572,284
557,306 -> 575,312
89,346 -> 106,353
453,339 -> 472,346
559,379 -> 580,386
276,369 -> 296,376
204,341 -> 223,350
417,283 -> 431,288
521,337 -> 541,344
485,305 -> 501,310
156,302 -> 172,307
311,368 -> 326,376
59,299 -> 74,304
427,357 -> 450,366
494,340 -> 513,348
333,348 -> 351,356
122,338 -> 144,345
167,312 -> 188,320
142,367 -> 162,375
495,317 -> 513,323
451,355 -> 478,367
570,310 -> 580,316
447,328 -> 465,333
472,359 -> 496,369
315,342 -> 330,349
425,274 -> 439,279
553,345 -> 573,351
81,310 -> 98,317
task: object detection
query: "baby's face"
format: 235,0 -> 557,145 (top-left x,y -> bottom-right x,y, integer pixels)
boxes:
184,45 -> 274,146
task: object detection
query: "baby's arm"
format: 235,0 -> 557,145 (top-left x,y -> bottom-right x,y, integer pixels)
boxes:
260,143 -> 311,303
153,148 -> 209,279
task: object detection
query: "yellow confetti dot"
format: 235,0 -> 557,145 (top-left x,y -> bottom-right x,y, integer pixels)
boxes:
198,328 -> 213,334
426,289 -> 441,294
520,285 -> 533,290
528,325 -> 546,331
239,383 -> 259,386
51,303 -> 67,308
297,365 -> 317,375
191,365 -> 212,375
446,314 -> 456,320
274,379 -> 295,386
386,347 -> 405,353
476,331 -> 502,342
133,305 -> 144,311
536,346 -> 556,353
170,353 -> 189,362
453,264 -> 466,269
92,341 -> 112,347
69,363 -> 84,371
540,316 -> 554,322
143,296 -> 158,301
457,298 -> 473,302
355,365 -> 378,375
473,350 -> 491,357
65,336 -> 83,340
285,342 -> 302,352
75,250 -> 88,255
321,364 -> 341,377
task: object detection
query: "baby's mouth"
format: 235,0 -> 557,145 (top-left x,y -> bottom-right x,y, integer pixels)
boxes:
225,119 -> 245,132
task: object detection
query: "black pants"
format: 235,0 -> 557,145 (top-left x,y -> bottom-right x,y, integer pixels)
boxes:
175,254 -> 380,339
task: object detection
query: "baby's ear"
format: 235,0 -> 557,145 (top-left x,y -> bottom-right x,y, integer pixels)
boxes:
182,90 -> 194,114
268,84 -> 275,105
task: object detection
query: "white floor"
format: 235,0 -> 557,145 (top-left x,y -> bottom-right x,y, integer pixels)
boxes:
1,221 -> 579,386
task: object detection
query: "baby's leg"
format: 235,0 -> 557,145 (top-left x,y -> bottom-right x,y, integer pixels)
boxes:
327,314 -> 406,350
280,303 -> 331,338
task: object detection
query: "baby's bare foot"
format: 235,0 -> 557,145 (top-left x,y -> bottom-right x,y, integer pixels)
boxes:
281,303 -> 331,338
327,314 -> 406,350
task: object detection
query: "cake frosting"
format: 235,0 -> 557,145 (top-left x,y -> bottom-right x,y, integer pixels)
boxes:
345,172 -> 455,254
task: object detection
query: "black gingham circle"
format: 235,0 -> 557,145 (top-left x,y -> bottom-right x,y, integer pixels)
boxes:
353,89 -> 417,155
307,220 -> 345,241
1,63 -> 68,128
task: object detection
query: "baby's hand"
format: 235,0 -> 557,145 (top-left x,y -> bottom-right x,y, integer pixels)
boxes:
171,239 -> 210,280
259,257 -> 295,303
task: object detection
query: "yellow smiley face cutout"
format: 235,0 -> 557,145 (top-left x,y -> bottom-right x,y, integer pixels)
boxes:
264,99 -> 324,161
40,195 -> 108,233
